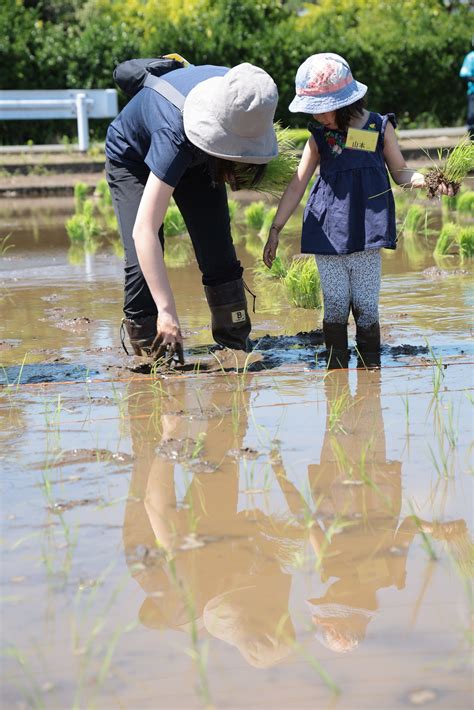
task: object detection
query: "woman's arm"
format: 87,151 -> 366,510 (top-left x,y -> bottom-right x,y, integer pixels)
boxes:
263,136 -> 320,268
133,172 -> 184,360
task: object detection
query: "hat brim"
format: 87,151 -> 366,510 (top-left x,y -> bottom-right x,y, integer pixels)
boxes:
289,80 -> 367,114
183,77 -> 278,164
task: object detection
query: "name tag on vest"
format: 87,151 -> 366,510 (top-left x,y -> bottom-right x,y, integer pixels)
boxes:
346,127 -> 378,152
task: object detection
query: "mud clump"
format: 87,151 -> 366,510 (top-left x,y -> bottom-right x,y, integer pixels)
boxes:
422,266 -> 468,280
389,344 -> 429,356
41,307 -> 93,331
48,497 -> 103,513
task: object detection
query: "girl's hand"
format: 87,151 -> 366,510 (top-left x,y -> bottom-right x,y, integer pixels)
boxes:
263,228 -> 280,268
151,313 -> 184,364
436,180 -> 457,197
410,172 -> 426,189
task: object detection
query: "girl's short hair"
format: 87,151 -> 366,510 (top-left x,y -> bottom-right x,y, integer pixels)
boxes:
336,97 -> 366,133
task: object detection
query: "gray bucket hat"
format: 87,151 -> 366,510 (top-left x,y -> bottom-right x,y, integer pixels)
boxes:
183,63 -> 279,164
289,53 -> 367,114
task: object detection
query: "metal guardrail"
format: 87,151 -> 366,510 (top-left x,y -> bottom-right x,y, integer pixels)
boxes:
0,89 -> 118,151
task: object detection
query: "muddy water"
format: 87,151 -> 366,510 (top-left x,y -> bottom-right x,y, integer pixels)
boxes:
1,197 -> 473,709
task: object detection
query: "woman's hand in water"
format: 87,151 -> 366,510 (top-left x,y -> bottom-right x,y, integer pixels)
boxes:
263,226 -> 280,268
152,312 -> 184,364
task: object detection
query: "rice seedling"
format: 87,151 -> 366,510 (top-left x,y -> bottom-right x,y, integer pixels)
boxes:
68,243 -> 85,265
411,510 -> 438,561
258,205 -> 278,239
163,238 -> 193,268
244,200 -> 266,230
441,193 -> 458,215
227,198 -> 239,223
403,204 -> 427,238
434,222 -> 473,259
107,236 -> 124,258
425,134 -> 474,198
457,225 -> 474,259
290,638 -> 340,695
434,222 -> 457,256
456,190 -> 474,213
254,254 -> 288,280
233,123 -> 299,197
0,233 -> 14,257
73,181 -> 90,214
66,200 -> 101,250
283,256 -> 322,309
163,204 -> 186,237
94,178 -> 112,209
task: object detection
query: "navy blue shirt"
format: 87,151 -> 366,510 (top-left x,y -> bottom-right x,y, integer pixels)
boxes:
106,65 -> 228,187
302,112 -> 397,255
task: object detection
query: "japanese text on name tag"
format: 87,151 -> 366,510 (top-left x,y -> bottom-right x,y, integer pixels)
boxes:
346,127 -> 378,152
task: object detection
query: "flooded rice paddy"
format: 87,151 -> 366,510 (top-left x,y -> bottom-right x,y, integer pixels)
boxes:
1,191 -> 473,709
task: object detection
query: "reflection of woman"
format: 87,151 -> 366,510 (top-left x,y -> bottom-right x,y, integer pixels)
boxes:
106,61 -> 278,361
122,378 -> 300,668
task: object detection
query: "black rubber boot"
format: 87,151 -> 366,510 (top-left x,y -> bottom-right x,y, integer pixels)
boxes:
322,320 -> 350,369
121,315 -> 157,356
204,278 -> 251,351
356,322 -> 381,369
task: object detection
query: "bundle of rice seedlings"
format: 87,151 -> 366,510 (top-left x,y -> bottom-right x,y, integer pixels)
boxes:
434,222 -> 457,256
283,255 -> 322,309
233,123 -> 300,197
425,135 -> 474,198
404,204 -> 427,237
254,254 -> 288,280
456,190 -> 474,214
457,225 -> 474,259
244,201 -> 266,230
66,199 -> 101,247
164,204 -> 186,237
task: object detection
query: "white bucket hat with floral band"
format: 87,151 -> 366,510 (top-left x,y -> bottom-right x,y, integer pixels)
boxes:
183,63 -> 279,164
289,53 -> 367,114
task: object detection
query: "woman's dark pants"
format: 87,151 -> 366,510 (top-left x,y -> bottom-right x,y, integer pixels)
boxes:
106,158 -> 243,318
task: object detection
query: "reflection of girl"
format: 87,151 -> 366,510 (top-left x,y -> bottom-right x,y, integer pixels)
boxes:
304,369 -> 467,652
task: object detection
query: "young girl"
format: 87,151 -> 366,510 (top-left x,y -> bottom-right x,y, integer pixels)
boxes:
263,52 -> 451,367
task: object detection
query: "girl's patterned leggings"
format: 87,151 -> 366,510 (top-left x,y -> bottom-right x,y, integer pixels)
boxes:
315,249 -> 381,328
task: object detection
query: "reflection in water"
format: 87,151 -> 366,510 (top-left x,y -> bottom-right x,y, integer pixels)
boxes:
123,379 -> 300,669
302,369 -> 469,654
122,372 -> 470,669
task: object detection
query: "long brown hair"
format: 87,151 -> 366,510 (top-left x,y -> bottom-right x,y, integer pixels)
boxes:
210,158 -> 267,190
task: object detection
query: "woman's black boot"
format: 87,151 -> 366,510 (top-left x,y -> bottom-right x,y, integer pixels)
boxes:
204,278 -> 251,351
121,315 -> 157,356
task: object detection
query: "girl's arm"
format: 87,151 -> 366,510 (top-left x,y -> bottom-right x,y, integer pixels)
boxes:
383,123 -> 454,195
263,136 -> 320,268
383,122 -> 426,188
133,172 -> 184,361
